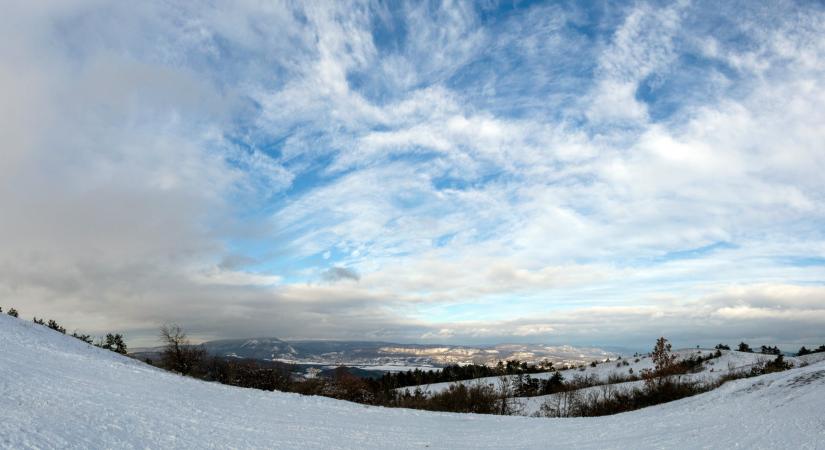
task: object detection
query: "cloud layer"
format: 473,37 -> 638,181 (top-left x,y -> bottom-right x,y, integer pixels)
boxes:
1,1 -> 824,349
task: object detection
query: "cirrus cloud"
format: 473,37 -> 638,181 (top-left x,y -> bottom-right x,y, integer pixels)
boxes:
1,1 -> 824,349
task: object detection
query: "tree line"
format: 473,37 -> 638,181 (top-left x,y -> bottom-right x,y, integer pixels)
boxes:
377,359 -> 554,390
715,341 -> 825,357
2,306 -> 127,355
796,345 -> 825,356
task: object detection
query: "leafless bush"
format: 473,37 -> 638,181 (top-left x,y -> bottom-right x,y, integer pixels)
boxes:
540,377 -> 708,417
540,389 -> 583,417
159,323 -> 205,375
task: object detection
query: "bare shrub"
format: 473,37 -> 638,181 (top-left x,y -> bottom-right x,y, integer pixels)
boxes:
540,389 -> 583,417
159,323 -> 205,375
542,377 -> 709,417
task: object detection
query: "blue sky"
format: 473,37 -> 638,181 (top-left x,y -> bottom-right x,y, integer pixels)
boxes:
1,0 -> 825,348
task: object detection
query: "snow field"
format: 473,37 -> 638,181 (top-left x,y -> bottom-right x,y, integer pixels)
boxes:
2,314 -> 825,449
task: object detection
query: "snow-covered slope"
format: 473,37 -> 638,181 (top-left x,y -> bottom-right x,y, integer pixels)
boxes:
2,314 -> 825,449
405,348 -> 787,397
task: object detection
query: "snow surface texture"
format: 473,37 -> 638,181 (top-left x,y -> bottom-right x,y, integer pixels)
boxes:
2,314 -> 825,449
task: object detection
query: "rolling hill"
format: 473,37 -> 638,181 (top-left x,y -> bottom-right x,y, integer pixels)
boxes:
2,313 -> 824,449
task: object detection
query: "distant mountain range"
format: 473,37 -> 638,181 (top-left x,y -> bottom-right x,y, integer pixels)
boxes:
189,338 -> 617,371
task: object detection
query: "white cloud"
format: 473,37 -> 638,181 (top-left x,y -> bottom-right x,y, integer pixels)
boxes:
1,1 -> 824,348
585,3 -> 683,124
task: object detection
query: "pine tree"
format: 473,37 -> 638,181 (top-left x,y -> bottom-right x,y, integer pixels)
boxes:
541,371 -> 565,395
641,337 -> 678,388
47,319 -> 66,334
652,337 -> 677,372
760,345 -> 780,355
71,332 -> 94,345
103,333 -> 128,354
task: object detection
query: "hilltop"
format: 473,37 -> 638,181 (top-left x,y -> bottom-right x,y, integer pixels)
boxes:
2,313 -> 825,448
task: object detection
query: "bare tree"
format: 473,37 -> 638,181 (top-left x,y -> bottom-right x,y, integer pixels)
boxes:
541,389 -> 582,417
159,323 -> 205,375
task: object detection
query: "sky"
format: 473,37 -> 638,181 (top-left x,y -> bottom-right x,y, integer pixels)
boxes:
1,0 -> 824,349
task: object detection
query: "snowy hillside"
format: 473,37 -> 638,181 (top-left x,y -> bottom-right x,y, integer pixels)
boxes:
402,347 -> 825,417
404,348 -> 799,397
2,313 -> 825,449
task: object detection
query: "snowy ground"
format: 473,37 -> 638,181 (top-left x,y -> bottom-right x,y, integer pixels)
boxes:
2,313 -> 825,449
402,348 -> 788,397
403,347 -> 825,417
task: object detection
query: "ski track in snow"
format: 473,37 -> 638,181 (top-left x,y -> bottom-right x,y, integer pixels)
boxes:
2,314 -> 825,449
